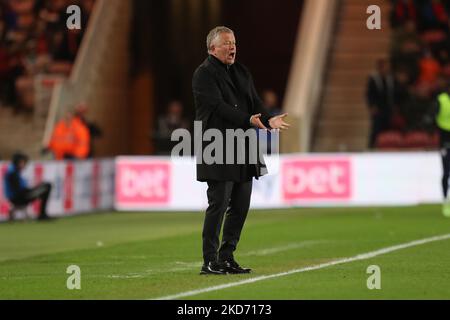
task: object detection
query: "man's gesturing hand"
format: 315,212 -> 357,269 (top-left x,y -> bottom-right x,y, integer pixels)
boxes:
250,114 -> 268,130
269,113 -> 290,130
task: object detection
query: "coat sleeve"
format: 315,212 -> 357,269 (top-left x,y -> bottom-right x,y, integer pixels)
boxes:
193,67 -> 251,128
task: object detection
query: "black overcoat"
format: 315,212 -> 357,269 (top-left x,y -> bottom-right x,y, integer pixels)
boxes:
192,55 -> 271,182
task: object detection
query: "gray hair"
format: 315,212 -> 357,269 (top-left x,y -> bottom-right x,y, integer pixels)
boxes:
206,26 -> 234,53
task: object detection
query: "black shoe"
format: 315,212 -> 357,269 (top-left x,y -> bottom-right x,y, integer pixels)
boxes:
221,259 -> 251,274
200,261 -> 227,275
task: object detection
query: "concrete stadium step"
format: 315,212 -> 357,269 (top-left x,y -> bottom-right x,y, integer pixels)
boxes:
320,108 -> 368,122
334,40 -> 390,53
312,0 -> 391,152
335,36 -> 390,47
319,115 -> 368,123
316,120 -> 369,132
338,20 -> 391,34
327,70 -> 373,83
323,95 -> 366,106
332,53 -> 389,68
341,2 -> 391,17
0,107 -> 46,159
324,87 -> 366,101
322,102 -> 368,111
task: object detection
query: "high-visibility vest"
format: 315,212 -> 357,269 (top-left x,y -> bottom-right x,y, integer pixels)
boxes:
72,117 -> 90,159
437,93 -> 450,131
49,118 -> 90,159
49,120 -> 76,160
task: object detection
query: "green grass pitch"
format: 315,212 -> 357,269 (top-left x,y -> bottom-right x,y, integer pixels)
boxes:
0,205 -> 450,300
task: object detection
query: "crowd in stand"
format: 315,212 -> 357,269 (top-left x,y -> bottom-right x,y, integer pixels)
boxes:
153,90 -> 282,155
367,0 -> 450,150
0,0 -> 94,113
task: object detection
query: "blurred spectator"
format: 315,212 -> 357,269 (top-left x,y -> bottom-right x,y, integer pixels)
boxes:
48,110 -> 90,160
3,152 -> 52,221
391,20 -> 422,80
262,89 -> 282,117
391,0 -> 418,29
404,83 -> 436,131
418,0 -> 449,32
0,0 -> 95,112
417,49 -> 441,84
431,73 -> 448,97
39,0 -> 67,32
378,1 -> 450,150
155,100 -> 190,155
366,58 -> 395,149
261,89 -> 281,154
74,102 -> 102,158
392,69 -> 411,130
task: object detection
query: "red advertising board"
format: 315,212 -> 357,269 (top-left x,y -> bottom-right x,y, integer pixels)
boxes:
116,159 -> 171,208
282,158 -> 352,202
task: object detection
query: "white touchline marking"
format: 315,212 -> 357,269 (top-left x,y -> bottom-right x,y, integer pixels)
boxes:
153,233 -> 450,300
242,240 -> 328,257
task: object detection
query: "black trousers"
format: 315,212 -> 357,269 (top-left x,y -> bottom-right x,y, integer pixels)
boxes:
441,148 -> 450,198
202,180 -> 253,264
11,183 -> 52,219
369,113 -> 390,149
439,129 -> 450,199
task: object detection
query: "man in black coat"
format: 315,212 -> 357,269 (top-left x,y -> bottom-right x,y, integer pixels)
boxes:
366,58 -> 395,149
192,26 -> 289,275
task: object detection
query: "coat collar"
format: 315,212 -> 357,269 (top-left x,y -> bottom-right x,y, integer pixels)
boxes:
207,55 -> 236,91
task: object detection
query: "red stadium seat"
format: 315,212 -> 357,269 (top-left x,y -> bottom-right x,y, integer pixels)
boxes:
421,30 -> 447,44
375,131 -> 404,150
430,131 -> 440,148
403,131 -> 431,149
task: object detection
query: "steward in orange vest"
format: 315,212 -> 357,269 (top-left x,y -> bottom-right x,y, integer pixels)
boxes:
48,112 -> 90,160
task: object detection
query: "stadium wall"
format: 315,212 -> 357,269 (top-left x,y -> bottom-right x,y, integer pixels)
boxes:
0,153 -> 442,221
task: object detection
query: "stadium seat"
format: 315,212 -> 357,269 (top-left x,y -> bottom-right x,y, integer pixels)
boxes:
429,131 -> 440,148
375,131 -> 404,150
421,30 -> 447,44
403,131 -> 432,149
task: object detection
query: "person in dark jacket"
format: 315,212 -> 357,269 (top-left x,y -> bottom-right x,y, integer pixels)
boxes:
3,153 -> 52,221
366,58 -> 395,149
192,26 -> 289,275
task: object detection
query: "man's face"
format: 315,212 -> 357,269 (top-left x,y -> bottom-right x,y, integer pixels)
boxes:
210,32 -> 237,65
